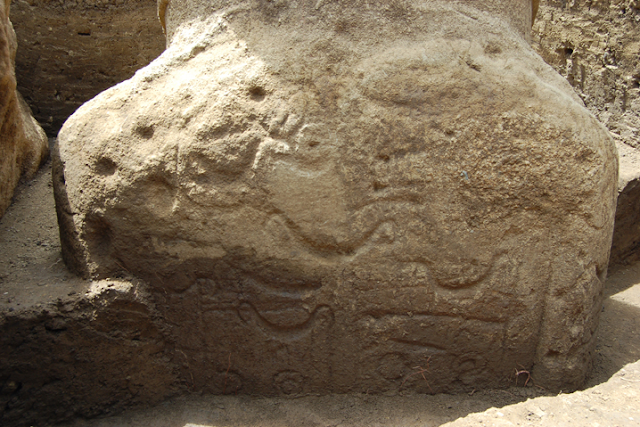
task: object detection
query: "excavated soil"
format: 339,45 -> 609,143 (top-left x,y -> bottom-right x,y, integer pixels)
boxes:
1,150 -> 639,426
10,0 -> 165,136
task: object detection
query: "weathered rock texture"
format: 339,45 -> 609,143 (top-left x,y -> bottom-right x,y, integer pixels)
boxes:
0,0 -> 48,218
55,0 -> 617,394
9,0 -> 165,136
532,0 -> 640,266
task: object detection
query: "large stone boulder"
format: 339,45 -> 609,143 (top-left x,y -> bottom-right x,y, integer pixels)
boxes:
54,0 -> 617,394
0,0 -> 48,218
533,0 -> 640,152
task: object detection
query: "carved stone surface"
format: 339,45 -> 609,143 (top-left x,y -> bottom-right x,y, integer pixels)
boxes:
0,0 -> 48,218
611,142 -> 640,267
54,0 -> 617,393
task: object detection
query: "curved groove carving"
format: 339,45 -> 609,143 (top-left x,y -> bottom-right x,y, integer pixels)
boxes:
238,303 -> 333,340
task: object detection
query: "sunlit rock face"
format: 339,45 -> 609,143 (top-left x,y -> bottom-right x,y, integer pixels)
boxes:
54,0 -> 617,394
0,0 -> 48,218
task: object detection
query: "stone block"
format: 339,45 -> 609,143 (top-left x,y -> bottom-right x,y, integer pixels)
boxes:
54,0 -> 617,393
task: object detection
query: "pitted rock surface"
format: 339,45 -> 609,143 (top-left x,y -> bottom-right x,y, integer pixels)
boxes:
54,0 -> 617,394
0,0 -> 48,218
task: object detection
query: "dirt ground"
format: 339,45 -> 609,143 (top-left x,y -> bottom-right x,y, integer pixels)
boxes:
1,158 -> 639,426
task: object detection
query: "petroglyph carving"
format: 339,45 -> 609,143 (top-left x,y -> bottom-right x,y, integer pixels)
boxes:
54,0 -> 617,393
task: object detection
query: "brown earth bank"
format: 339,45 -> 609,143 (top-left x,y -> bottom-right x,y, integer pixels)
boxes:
7,0 -> 640,265
532,0 -> 640,266
10,0 -> 165,136
0,160 -> 638,427
6,1 -> 640,264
